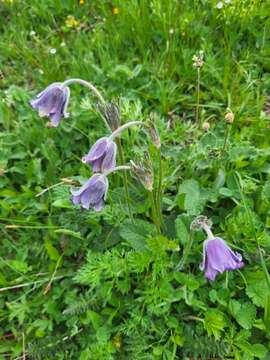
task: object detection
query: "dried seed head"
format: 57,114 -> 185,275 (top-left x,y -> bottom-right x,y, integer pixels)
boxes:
98,101 -> 120,131
190,215 -> 212,231
225,110 -> 234,124
202,121 -> 210,131
148,119 -> 161,149
130,156 -> 153,191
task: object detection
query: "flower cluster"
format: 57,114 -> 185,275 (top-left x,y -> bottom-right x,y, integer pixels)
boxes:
30,79 -> 144,212
30,80 -> 244,283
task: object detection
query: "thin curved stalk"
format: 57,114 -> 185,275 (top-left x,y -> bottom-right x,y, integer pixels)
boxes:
62,78 -> 106,105
115,137 -> 134,224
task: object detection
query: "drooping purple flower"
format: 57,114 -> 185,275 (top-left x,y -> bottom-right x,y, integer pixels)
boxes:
82,137 -> 117,173
200,237 -> 244,281
30,82 -> 70,127
71,174 -> 108,211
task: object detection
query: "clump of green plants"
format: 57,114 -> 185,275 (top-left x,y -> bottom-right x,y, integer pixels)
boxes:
1,1 -> 270,359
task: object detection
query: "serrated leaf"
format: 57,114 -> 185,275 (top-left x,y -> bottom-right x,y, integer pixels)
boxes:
246,280 -> 268,307
230,300 -> 256,329
204,309 -> 226,340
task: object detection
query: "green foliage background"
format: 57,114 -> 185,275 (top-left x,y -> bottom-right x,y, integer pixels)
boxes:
1,0 -> 270,359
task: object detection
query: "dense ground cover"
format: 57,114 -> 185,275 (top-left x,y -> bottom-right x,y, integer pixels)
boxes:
1,0 -> 270,358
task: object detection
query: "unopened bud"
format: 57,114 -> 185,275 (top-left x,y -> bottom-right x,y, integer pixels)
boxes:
225,111 -> 234,124
148,121 -> 160,149
130,158 -> 153,192
98,101 -> 120,131
202,121 -> 210,131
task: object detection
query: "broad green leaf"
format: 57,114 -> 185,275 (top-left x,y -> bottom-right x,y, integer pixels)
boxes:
230,300 -> 256,329
119,219 -> 154,251
175,216 -> 189,245
177,179 -> 204,215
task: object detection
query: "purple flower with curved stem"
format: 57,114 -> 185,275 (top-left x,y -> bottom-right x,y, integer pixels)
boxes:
82,137 -> 117,173
200,237 -> 244,281
71,174 -> 108,211
30,82 -> 70,127
199,220 -> 244,281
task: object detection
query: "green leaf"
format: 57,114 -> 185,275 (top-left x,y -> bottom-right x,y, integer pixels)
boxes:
175,216 -> 189,245
45,239 -> 60,261
246,280 -> 268,307
230,300 -> 256,329
177,179 -> 204,215
204,309 -> 226,340
119,219 -> 154,251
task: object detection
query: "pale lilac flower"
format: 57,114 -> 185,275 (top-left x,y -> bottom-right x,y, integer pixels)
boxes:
71,174 -> 108,211
30,82 -> 70,127
200,237 -> 244,281
82,137 -> 117,173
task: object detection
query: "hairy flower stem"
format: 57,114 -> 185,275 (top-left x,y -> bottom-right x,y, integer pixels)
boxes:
149,190 -> 161,234
62,78 -> 111,131
109,121 -> 145,140
62,78 -> 106,105
156,148 -> 164,226
195,68 -> 201,124
235,172 -> 270,291
103,165 -> 131,176
221,125 -> 230,158
115,137 -> 134,224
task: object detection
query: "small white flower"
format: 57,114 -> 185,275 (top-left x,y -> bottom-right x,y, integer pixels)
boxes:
50,48 -> 57,54
169,28 -> 174,35
216,1 -> 223,9
30,30 -> 36,36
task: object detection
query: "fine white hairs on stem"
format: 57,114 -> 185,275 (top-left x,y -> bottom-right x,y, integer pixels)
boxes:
62,78 -> 106,105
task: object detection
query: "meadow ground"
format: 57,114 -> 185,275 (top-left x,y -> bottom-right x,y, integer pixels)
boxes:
1,0 -> 270,359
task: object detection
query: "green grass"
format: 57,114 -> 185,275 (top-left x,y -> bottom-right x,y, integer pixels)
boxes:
1,0 -> 270,359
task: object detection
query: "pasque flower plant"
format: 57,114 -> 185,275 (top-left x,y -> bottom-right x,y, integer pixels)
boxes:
31,78 -> 247,284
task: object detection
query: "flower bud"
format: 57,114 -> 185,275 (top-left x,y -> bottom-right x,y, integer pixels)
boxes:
202,121 -> 210,131
130,158 -> 153,192
148,120 -> 160,149
225,110 -> 234,124
98,101 -> 120,131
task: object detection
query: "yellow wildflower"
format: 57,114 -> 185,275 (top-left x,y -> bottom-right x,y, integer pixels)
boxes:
65,15 -> 79,28
112,7 -> 119,15
79,0 -> 84,4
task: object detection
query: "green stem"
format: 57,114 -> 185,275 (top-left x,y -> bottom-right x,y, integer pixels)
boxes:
156,147 -> 164,226
221,125 -> 230,157
235,172 -> 270,291
149,190 -> 161,234
195,68 -> 200,124
115,137 -> 134,224
176,232 -> 194,270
